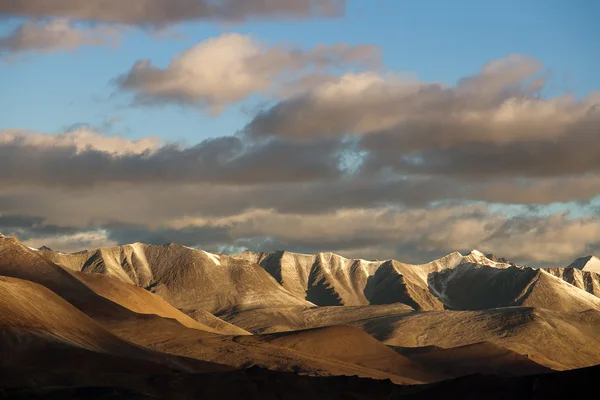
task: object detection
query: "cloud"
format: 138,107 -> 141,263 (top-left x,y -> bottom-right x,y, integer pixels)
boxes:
246,54 -> 558,141
0,0 -> 346,25
5,204 -> 597,266
481,213 -> 600,264
21,231 -> 118,253
0,128 -> 343,187
1,124 -> 600,220
0,18 -> 118,54
115,33 -> 381,113
245,54 -> 600,180
2,52 -> 600,265
1,172 -> 599,265
0,128 -> 158,154
470,176 -> 600,205
135,206 -> 600,266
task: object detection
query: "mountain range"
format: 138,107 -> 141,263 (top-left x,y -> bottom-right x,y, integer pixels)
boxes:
2,232 -> 600,398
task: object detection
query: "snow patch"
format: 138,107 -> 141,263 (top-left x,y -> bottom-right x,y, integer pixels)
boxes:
583,257 -> 600,274
202,250 -> 221,266
470,249 -> 485,257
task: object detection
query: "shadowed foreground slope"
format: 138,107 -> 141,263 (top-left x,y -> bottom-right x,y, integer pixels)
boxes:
0,276 -> 230,375
0,364 -> 597,399
392,341 -> 552,377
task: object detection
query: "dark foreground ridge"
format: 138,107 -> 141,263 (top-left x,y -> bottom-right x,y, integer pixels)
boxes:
0,364 -> 597,399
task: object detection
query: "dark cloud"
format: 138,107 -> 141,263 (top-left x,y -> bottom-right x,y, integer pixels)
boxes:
0,130 -> 343,187
245,54 -> 600,181
472,176 -> 600,205
0,0 -> 345,25
3,193 -> 600,266
0,214 -> 80,239
104,223 -> 232,248
357,107 -> 600,178
0,19 -> 117,55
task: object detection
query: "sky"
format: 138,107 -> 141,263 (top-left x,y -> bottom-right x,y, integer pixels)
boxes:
0,0 -> 599,267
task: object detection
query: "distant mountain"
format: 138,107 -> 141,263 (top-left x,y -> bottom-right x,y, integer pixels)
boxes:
0,235 -> 245,335
545,266 -> 600,299
38,242 -> 600,314
232,249 -> 514,310
2,231 -> 600,395
40,243 -> 314,314
485,253 -> 518,266
569,256 -> 600,273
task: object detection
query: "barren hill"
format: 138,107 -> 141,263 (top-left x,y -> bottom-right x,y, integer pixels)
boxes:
221,303 -> 414,334
0,236 -> 243,335
429,263 -> 600,312
234,325 -> 442,382
392,341 -> 552,377
232,249 -> 510,310
3,232 -> 600,393
41,243 -> 314,314
1,236 -> 435,384
73,270 -> 250,335
39,242 -> 600,316
357,306 -> 600,370
546,266 -> 600,298
0,276 -> 228,375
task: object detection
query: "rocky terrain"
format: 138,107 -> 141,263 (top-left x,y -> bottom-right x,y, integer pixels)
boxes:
2,232 -> 600,398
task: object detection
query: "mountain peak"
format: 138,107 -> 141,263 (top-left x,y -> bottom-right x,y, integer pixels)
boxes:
469,249 -> 486,257
568,256 -> 600,274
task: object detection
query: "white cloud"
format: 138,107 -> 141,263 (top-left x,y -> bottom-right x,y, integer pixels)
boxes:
116,33 -> 380,113
0,128 -> 159,155
247,54 -> 599,144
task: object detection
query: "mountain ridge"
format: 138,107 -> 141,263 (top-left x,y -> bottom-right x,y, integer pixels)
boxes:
2,231 -> 600,395
26,236 -> 600,314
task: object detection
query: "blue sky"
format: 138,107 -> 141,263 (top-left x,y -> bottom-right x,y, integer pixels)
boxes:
1,0 -> 598,143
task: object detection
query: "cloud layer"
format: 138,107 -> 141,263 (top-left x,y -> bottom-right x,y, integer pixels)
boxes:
2,50 -> 599,266
0,19 -> 118,54
0,128 -> 343,186
0,0 -> 345,24
246,54 -> 600,180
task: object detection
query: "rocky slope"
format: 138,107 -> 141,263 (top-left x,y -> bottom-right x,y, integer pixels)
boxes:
0,236 -> 243,335
357,306 -> 600,370
569,255 -> 600,273
546,261 -> 600,298
392,341 -> 552,377
38,242 -> 600,315
41,243 -> 314,314
3,232 -> 600,392
0,275 -> 229,374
